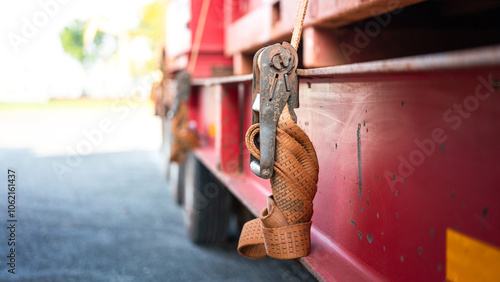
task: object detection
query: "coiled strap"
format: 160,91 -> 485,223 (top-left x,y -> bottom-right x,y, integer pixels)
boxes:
238,104 -> 319,259
170,101 -> 198,163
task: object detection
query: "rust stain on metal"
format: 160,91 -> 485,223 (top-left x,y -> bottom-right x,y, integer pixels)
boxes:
492,77 -> 500,90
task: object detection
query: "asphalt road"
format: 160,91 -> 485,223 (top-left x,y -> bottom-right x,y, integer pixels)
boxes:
0,101 -> 316,282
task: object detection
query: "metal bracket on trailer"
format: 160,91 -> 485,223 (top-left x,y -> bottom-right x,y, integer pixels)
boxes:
250,42 -> 299,179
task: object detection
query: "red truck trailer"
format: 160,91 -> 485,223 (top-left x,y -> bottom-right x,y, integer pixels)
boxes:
157,0 -> 500,280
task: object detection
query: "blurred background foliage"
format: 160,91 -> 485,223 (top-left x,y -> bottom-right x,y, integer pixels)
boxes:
59,0 -> 166,76
130,0 -> 167,75
60,19 -> 113,66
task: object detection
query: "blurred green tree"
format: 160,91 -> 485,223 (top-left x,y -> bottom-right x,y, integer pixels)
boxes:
59,1 -> 165,78
59,19 -> 114,66
59,19 -> 85,63
130,0 -> 167,74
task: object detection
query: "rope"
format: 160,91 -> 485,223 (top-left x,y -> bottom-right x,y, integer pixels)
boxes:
170,101 -> 198,163
291,0 -> 309,50
187,0 -> 211,74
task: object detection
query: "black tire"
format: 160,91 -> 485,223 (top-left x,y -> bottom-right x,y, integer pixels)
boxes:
162,117 -> 172,181
235,200 -> 256,236
169,161 -> 185,205
163,117 -> 184,205
183,153 -> 232,244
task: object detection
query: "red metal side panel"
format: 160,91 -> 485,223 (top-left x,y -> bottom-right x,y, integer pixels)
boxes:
224,0 -> 424,56
189,0 -> 232,78
191,0 -> 225,51
187,87 -> 199,123
226,0 -> 264,23
166,0 -> 232,76
191,86 -> 216,150
189,60 -> 500,281
296,68 -> 500,281
218,85 -> 240,173
193,81 -> 270,215
191,53 -> 233,78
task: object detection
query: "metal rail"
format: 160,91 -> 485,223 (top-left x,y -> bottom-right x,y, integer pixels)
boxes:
192,45 -> 500,87
298,45 -> 500,77
191,74 -> 252,86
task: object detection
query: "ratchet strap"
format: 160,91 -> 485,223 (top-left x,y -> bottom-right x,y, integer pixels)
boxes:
169,0 -> 210,163
238,104 -> 318,259
170,101 -> 198,163
151,81 -> 161,116
238,0 -> 319,259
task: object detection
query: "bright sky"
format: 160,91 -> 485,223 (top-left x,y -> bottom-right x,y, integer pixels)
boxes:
0,0 -> 154,102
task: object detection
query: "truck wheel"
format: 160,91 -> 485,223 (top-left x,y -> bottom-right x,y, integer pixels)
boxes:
163,118 -> 184,204
184,153 -> 232,244
169,161 -> 185,205
162,118 -> 172,181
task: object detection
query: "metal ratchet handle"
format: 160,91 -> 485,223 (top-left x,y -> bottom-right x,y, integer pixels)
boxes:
249,42 -> 299,179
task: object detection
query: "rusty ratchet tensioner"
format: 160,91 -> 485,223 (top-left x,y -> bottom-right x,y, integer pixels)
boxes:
250,42 -> 299,179
167,70 -> 192,119
167,70 -> 198,163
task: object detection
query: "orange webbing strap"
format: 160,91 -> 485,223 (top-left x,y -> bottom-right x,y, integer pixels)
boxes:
170,101 -> 198,163
150,81 -> 160,101
238,104 -> 319,259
